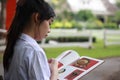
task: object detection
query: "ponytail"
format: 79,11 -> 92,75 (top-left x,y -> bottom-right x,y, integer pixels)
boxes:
3,0 -> 55,71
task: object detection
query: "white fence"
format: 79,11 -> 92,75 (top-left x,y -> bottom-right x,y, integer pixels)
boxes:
40,29 -> 93,48
104,29 -> 120,47
0,29 -> 6,51
0,29 -> 93,51
0,29 -> 6,33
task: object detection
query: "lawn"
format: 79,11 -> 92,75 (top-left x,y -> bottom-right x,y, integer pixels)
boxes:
0,53 -> 3,63
44,40 -> 120,59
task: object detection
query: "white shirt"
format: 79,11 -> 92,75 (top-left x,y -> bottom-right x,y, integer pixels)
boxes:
4,33 -> 51,80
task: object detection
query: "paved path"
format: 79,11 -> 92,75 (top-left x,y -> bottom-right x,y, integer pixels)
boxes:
0,57 -> 120,80
81,57 -> 120,80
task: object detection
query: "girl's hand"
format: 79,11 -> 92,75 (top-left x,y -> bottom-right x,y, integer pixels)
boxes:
48,58 -> 58,80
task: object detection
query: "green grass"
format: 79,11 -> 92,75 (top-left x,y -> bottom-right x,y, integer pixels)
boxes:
0,53 -> 3,63
44,40 -> 120,59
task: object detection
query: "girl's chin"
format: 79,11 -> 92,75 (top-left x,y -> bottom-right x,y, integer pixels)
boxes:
35,37 -> 46,41
35,35 -> 47,41
35,38 -> 42,41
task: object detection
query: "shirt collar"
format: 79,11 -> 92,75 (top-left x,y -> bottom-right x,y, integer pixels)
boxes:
20,33 -> 37,44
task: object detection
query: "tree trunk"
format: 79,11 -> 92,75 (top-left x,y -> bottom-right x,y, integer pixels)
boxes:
0,0 -> 6,39
0,0 -> 6,29
0,2 -> 1,27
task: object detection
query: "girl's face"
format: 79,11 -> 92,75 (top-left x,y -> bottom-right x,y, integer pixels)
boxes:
34,18 -> 54,41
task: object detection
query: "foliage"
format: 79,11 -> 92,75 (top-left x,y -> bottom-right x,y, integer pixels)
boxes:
71,21 -> 82,29
44,36 -> 96,43
116,0 -> 120,8
51,0 -> 68,17
51,20 -> 83,29
114,11 -> 120,23
104,22 -> 118,29
76,10 -> 96,21
86,19 -> 104,29
55,10 -> 75,21
51,0 -> 65,6
50,1 -> 120,30
107,16 -> 115,23
51,20 -> 73,29
51,20 -> 63,28
0,53 -> 3,62
62,10 -> 75,20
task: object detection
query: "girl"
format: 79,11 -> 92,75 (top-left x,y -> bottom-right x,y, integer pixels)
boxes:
3,0 -> 58,80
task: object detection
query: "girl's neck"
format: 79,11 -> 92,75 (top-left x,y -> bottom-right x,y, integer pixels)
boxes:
22,25 -> 35,39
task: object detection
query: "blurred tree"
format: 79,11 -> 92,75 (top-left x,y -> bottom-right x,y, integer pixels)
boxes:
87,19 -> 104,29
116,0 -> 120,9
76,10 -> 96,21
62,10 -> 75,20
0,0 -> 7,28
50,0 -> 71,20
114,10 -> 120,25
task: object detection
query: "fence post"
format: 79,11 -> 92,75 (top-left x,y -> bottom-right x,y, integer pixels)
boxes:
104,29 -> 107,48
88,31 -> 92,49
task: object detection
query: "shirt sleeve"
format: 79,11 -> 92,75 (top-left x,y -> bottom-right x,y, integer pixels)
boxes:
23,46 -> 50,80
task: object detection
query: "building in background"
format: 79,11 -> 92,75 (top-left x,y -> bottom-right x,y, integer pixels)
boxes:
2,0 -> 120,29
67,0 -> 118,16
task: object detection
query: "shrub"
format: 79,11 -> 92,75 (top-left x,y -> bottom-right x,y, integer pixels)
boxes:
72,21 -> 82,30
104,22 -> 118,29
76,10 -> 96,21
86,20 -> 104,29
44,36 -> 96,43
51,20 -> 73,29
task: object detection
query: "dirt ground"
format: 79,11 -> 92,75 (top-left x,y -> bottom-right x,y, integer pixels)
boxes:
0,57 -> 120,80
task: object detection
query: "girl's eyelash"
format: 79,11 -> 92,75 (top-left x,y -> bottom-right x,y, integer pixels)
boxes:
49,23 -> 51,25
49,21 -> 52,25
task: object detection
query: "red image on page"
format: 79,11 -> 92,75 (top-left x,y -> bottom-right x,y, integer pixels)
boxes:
58,62 -> 63,68
65,69 -> 84,80
71,58 -> 99,70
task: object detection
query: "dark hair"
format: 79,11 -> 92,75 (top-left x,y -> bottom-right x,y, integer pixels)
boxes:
3,0 -> 55,71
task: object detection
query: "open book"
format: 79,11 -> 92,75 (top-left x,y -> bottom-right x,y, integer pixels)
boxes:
56,50 -> 104,80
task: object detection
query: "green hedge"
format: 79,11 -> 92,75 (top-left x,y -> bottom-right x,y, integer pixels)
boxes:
38,36 -> 96,43
104,22 -> 118,29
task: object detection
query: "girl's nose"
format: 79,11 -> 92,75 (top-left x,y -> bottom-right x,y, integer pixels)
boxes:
48,28 -> 51,33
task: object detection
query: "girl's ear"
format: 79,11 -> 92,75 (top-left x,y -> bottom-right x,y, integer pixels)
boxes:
33,13 -> 40,24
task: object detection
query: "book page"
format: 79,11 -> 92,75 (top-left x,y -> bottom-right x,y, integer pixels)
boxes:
56,50 -> 80,68
57,50 -> 104,80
